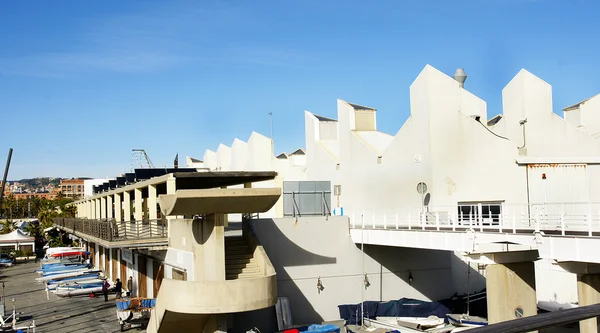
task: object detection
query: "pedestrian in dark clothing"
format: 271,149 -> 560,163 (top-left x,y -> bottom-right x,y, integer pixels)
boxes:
127,276 -> 133,297
115,278 -> 123,299
102,279 -> 110,301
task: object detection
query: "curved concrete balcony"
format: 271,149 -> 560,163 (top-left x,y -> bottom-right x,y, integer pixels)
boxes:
147,235 -> 277,333
148,274 -> 276,331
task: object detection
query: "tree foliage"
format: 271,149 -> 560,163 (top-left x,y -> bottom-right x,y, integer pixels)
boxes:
0,195 -> 78,249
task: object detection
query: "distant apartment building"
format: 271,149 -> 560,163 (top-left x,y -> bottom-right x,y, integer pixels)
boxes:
0,181 -> 9,197
12,191 -> 57,200
59,179 -> 85,199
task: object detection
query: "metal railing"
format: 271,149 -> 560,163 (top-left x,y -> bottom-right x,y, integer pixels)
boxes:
54,217 -> 168,242
349,202 -> 600,236
287,191 -> 332,217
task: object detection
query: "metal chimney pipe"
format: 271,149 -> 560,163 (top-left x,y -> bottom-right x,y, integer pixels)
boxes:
454,68 -> 467,88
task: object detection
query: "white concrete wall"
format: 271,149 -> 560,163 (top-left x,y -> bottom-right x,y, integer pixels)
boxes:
84,179 -> 109,198
197,131 -> 307,218
252,216 -> 475,325
564,94 -> 600,139
163,247 -> 194,281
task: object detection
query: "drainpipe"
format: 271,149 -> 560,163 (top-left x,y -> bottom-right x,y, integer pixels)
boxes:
525,166 -> 531,226
518,119 -> 531,223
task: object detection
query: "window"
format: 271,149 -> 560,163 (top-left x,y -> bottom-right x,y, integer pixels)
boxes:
457,202 -> 503,225
172,268 -> 187,281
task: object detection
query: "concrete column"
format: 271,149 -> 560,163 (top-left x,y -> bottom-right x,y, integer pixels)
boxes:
486,262 -> 537,326
134,188 -> 143,221
107,195 -> 114,220
123,191 -> 131,222
578,274 -> 600,333
95,199 -> 101,220
86,201 -> 91,218
123,191 -> 131,235
148,185 -> 157,220
114,193 -> 122,222
148,185 -> 157,234
100,197 -> 107,220
166,178 -> 176,238
193,214 -> 226,282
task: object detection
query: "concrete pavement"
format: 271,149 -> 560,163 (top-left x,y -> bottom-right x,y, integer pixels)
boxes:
0,261 -> 144,333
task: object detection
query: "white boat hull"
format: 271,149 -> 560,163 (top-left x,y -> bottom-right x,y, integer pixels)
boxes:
446,314 -> 488,327
36,270 -> 101,282
538,301 -> 578,312
376,316 -> 446,330
55,286 -> 107,297
47,278 -> 104,290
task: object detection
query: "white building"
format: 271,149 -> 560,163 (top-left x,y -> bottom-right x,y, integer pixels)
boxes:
83,178 -> 111,198
193,131 -> 307,218
306,65 -> 600,219
303,65 -> 600,304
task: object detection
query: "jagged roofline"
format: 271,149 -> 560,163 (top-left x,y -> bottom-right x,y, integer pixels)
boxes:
563,94 -> 600,112
313,114 -> 337,122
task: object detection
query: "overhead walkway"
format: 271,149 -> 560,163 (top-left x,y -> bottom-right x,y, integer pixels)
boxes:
348,202 -> 600,263
349,202 -> 600,333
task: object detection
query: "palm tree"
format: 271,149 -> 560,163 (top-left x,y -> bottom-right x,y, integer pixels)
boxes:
2,195 -> 16,221
0,220 -> 13,234
30,196 -> 43,218
38,203 -> 57,230
60,204 -> 77,218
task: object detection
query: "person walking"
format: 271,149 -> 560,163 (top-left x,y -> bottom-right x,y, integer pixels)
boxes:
115,278 -> 123,299
127,276 -> 133,297
102,279 -> 110,302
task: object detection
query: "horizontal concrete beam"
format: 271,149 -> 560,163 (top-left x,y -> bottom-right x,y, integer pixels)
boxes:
555,261 -> 600,274
350,228 -> 539,253
158,188 -> 281,216
538,235 -> 600,264
466,250 -> 539,264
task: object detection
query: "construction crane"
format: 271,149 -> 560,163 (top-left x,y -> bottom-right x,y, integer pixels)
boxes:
131,149 -> 155,170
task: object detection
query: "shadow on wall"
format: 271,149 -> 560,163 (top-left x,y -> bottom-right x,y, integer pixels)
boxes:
361,245 -> 452,301
365,245 -> 486,298
363,245 -> 487,316
231,218 -> 337,333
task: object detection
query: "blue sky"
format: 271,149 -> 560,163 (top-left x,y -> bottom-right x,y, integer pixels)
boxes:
1,0 -> 599,180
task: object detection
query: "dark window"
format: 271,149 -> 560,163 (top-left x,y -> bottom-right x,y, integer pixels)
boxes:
457,202 -> 502,225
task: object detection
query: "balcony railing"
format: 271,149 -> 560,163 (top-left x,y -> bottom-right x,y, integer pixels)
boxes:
54,217 -> 168,242
349,202 -> 600,236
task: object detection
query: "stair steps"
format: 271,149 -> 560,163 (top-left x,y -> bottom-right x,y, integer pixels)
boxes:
225,236 -> 262,280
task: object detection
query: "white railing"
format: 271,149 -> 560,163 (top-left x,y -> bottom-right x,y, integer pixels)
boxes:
349,202 -> 600,236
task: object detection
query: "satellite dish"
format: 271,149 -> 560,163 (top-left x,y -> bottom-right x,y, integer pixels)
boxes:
423,193 -> 431,206
417,182 -> 428,195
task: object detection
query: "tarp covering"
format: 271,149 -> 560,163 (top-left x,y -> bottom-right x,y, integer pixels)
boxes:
0,229 -> 34,242
338,298 -> 451,325
304,324 -> 340,333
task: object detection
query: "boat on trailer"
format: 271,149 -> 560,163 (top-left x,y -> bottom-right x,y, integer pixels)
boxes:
55,283 -> 111,297
36,270 -> 101,283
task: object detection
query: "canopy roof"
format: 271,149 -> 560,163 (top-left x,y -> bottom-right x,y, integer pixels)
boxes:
0,229 -> 35,242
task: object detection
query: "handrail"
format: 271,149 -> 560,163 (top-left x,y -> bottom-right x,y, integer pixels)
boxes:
348,202 -> 600,236
467,303 -> 600,333
54,217 -> 168,242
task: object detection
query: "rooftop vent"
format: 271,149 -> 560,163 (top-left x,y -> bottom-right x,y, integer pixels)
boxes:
453,68 -> 467,88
